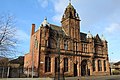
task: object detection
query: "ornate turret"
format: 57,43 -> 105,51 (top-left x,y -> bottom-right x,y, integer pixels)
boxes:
87,31 -> 93,38
41,17 -> 49,27
101,34 -> 106,41
61,1 -> 80,40
62,2 -> 80,21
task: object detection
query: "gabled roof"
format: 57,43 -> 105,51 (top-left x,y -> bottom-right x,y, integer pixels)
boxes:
95,34 -> 102,44
50,24 -> 61,31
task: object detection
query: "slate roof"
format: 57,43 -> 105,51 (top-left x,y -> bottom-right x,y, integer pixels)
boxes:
50,24 -> 62,31
9,56 -> 24,66
49,24 -> 67,38
80,32 -> 87,41
114,61 -> 120,65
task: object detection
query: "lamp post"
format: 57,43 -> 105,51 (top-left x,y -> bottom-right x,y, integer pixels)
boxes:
31,50 -> 34,78
57,37 -> 61,80
31,37 -> 36,78
56,30 -> 66,80
109,52 -> 114,75
109,52 -> 113,62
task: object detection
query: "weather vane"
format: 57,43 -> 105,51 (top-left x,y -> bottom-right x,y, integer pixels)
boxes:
69,0 -> 71,3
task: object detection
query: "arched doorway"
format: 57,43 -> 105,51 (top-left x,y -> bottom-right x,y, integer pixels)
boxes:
81,59 -> 88,76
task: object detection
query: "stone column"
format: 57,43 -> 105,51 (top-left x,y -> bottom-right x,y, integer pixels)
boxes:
89,59 -> 93,75
69,58 -> 71,73
79,56 -> 82,76
77,57 -> 80,76
106,60 -> 110,72
96,59 -> 98,72
102,60 -> 104,72
60,56 -> 64,74
70,58 -> 74,76
51,57 -> 55,76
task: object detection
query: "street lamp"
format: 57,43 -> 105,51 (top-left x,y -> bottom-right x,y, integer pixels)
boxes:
57,38 -> 60,80
31,50 -> 34,78
31,37 -> 37,78
109,52 -> 113,62
56,30 -> 66,80
109,52 -> 114,75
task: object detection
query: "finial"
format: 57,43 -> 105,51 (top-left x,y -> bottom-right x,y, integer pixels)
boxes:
102,34 -> 104,37
69,0 -> 71,4
101,34 -> 106,41
45,17 -> 47,20
41,17 -> 49,27
87,31 -> 93,38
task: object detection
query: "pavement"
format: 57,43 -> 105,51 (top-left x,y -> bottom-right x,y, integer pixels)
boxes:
0,75 -> 120,80
68,75 -> 120,80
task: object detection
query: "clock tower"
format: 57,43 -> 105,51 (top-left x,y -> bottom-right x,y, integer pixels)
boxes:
61,2 -> 80,41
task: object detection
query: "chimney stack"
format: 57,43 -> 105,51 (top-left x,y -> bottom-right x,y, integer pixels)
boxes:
31,24 -> 35,36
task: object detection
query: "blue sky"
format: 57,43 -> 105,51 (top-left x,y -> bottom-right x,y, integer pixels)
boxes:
0,0 -> 120,62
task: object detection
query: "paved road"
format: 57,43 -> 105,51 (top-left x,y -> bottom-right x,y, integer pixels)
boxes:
0,75 -> 120,80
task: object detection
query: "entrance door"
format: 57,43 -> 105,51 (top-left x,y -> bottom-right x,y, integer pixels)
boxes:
74,63 -> 77,76
81,60 -> 87,76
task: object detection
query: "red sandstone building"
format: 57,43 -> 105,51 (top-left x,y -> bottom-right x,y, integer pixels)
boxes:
24,2 -> 110,77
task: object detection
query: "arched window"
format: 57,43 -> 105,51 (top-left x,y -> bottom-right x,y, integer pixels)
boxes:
98,60 -> 102,71
45,56 -> 51,72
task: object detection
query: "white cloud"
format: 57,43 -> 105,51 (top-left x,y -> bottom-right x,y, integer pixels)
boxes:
16,29 -> 30,42
51,0 -> 68,22
37,0 -> 48,8
52,14 -> 62,22
53,0 -> 67,13
105,23 -> 120,33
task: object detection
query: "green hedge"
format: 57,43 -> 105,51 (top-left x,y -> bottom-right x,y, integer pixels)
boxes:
112,70 -> 120,75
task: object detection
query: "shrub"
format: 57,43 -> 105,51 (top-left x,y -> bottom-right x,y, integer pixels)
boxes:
112,70 -> 120,75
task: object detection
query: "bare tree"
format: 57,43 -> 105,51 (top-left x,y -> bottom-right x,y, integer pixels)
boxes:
0,14 -> 17,57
